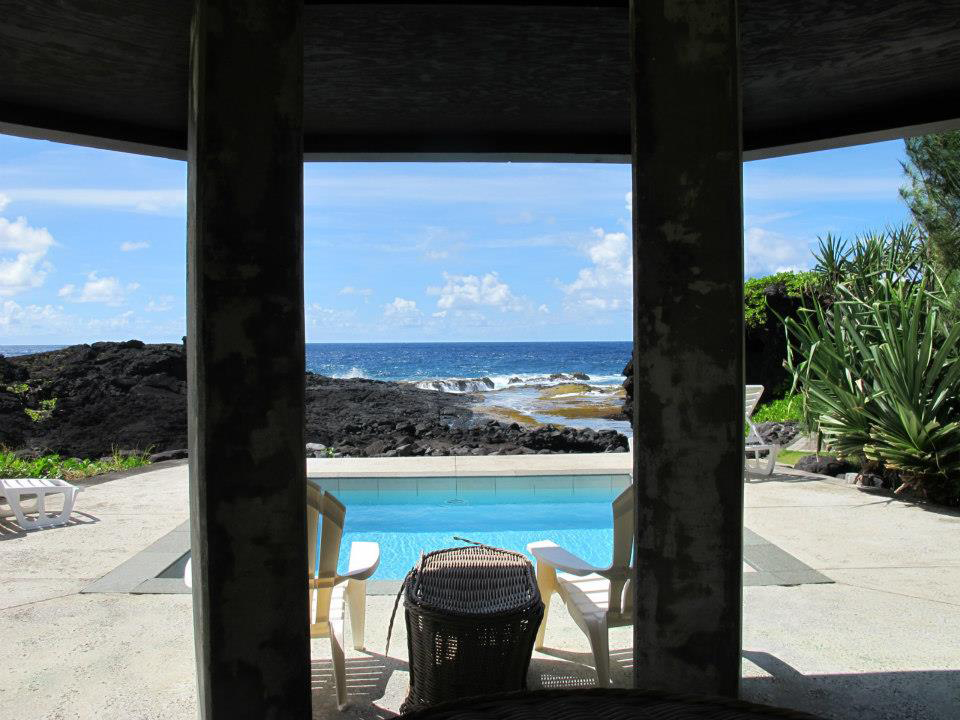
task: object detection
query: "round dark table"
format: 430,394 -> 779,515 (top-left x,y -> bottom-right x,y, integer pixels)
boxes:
398,687 -> 826,720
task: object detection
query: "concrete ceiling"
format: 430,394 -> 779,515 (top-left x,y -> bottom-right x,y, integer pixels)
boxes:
2,0 -> 959,161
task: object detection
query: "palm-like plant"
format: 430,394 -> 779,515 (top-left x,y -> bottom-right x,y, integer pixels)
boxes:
783,228 -> 960,505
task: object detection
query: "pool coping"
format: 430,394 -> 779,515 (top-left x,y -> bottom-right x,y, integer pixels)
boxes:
306,453 -> 633,478
82,522 -> 830,596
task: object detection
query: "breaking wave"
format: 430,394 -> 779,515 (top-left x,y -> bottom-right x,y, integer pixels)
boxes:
332,366 -> 367,379
414,372 -> 623,394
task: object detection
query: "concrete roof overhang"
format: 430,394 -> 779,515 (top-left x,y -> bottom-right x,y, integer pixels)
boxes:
2,0 -> 960,162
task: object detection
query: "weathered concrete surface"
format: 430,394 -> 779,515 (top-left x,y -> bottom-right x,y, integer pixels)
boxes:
0,463 -> 188,598
629,0 -> 744,696
2,464 -> 959,719
186,1 -> 308,718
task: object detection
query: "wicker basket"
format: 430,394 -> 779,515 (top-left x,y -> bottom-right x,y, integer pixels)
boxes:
397,543 -> 545,713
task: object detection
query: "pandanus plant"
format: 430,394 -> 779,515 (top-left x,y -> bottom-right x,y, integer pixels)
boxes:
782,228 -> 960,505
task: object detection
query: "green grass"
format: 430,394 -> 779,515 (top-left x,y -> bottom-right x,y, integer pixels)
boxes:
752,393 -> 804,424
776,450 -> 808,467
0,448 -> 151,481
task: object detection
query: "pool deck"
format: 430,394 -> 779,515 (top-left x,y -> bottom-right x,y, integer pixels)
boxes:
2,455 -> 959,719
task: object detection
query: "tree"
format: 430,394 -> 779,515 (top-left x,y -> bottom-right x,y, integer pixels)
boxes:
901,131 -> 960,275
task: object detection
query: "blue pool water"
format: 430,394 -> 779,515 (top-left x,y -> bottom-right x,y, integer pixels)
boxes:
314,475 -> 628,580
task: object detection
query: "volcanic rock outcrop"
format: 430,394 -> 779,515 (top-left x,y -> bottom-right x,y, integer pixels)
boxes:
0,342 -> 629,460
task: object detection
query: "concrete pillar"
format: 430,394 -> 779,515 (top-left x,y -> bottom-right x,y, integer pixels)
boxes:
629,0 -> 744,697
187,2 -> 309,718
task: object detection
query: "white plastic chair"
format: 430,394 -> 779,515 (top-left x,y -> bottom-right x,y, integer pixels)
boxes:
307,484 -> 379,710
0,477 -> 81,530
745,384 -> 779,476
181,486 -> 379,709
527,484 -> 634,686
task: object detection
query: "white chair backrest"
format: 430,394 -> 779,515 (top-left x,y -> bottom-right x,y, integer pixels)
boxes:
605,484 -> 635,615
745,385 -> 765,444
745,385 -> 765,418
307,483 -> 346,628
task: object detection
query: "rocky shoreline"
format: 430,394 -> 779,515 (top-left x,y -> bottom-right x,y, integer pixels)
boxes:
0,341 -> 629,461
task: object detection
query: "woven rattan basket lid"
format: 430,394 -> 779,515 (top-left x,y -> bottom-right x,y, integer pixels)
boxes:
404,544 -> 541,617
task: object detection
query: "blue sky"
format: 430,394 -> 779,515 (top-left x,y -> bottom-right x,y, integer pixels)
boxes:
0,134 -> 911,344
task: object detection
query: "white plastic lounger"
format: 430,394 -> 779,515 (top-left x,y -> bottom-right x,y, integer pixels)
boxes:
0,477 -> 81,530
745,384 -> 779,476
527,484 -> 634,687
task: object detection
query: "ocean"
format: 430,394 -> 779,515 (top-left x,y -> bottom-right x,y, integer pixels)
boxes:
1,341 -> 633,434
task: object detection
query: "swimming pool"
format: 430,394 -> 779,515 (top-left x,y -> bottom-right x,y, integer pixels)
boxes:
312,474 -> 630,580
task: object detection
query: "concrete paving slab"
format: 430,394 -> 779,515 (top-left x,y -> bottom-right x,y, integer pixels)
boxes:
2,458 -> 959,720
745,503 -> 960,570
742,583 -> 960,720
827,566 -> 960,608
0,593 -> 196,719
0,578 -> 88,610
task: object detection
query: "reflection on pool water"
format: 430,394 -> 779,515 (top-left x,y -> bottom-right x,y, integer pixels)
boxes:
310,475 -> 630,580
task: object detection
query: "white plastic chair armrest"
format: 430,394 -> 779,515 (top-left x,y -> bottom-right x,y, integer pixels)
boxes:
337,541 -> 380,583
527,540 -> 604,576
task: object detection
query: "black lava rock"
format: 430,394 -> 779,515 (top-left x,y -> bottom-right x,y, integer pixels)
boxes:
1,342 -> 631,460
794,454 -> 858,477
756,421 -> 801,447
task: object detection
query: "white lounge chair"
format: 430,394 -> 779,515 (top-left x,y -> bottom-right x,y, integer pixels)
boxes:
307,484 -> 380,710
0,477 -> 81,530
745,384 -> 779,476
527,484 -> 634,686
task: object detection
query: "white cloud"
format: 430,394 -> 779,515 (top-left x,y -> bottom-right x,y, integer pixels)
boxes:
559,228 -> 633,314
561,228 -> 633,310
145,296 -> 174,313
744,227 -> 813,276
0,193 -> 9,212
0,188 -> 185,214
120,241 -> 150,252
583,297 -> 624,310
303,170 -> 625,207
538,304 -> 550,314
87,310 -> 134,331
0,300 -> 65,335
743,211 -> 798,226
625,191 -> 632,213
383,297 -> 422,326
339,286 -> 373,297
306,304 -> 357,329
424,249 -> 449,261
384,297 -> 419,315
59,272 -> 139,306
0,214 -> 55,297
428,272 -> 525,312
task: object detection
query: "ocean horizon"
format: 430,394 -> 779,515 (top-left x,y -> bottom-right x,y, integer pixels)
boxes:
1,340 -> 631,385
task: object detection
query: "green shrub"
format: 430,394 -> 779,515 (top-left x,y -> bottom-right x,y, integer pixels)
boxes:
0,447 -> 152,481
752,393 -> 804,424
24,398 -> 57,422
783,228 -> 960,505
744,271 -> 820,329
